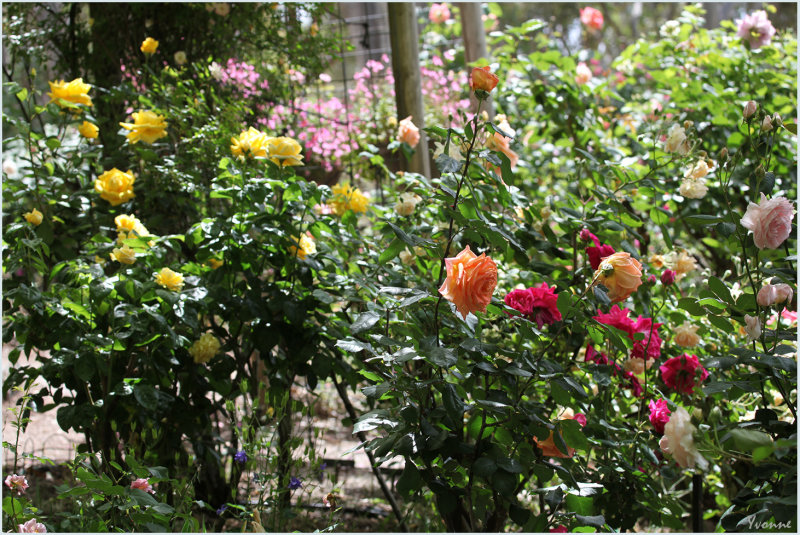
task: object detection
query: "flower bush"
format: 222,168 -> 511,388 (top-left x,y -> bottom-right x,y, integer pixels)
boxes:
2,2 -> 796,533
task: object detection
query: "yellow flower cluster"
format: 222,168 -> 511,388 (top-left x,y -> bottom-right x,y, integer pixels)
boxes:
330,183 -> 369,216
289,234 -> 317,259
120,110 -> 168,144
114,214 -> 150,243
95,168 -> 136,206
230,128 -> 304,166
188,333 -> 221,364
47,78 -> 93,108
155,267 -> 184,292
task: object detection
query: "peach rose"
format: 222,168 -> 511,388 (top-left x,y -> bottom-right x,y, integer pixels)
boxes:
674,322 -> 701,348
740,193 -> 794,250
594,252 -> 643,303
469,66 -> 499,94
397,116 -> 420,148
438,245 -> 498,319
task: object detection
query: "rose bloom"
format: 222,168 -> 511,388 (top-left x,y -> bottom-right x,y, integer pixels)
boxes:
130,478 -> 155,494
155,267 -> 184,292
399,249 -> 415,266
587,242 -> 615,270
439,245 -> 498,319
173,51 -> 187,65
648,399 -> 671,434
743,314 -> 761,340
213,2 -> 230,16
231,127 -> 270,160
679,176 -> 708,199
674,322 -> 701,347
593,304 -> 634,334
664,250 -> 696,278
623,357 -> 653,375
395,191 -> 422,216
661,269 -> 676,285
485,131 -> 519,169
47,78 -> 92,108
469,66 -> 499,93
24,208 -> 43,226
289,233 -> 316,259
659,406 -> 708,469
397,116 -> 420,148
594,252 -> 643,303
189,333 -> 221,364
736,10 -> 776,49
757,283 -> 793,307
659,354 -> 709,394
119,110 -> 168,144
5,474 -> 29,495
579,6 -> 604,30
664,123 -> 690,155
630,316 -> 663,360
207,257 -> 224,269
95,168 -> 136,206
740,193 -> 794,250
429,3 -> 450,24
18,519 -> 46,533
115,214 -> 150,239
268,136 -> 304,166
110,244 -> 136,265
575,62 -> 592,85
78,121 -> 99,139
505,283 -> 562,328
140,37 -> 159,54
684,160 -> 710,181
330,183 -> 369,215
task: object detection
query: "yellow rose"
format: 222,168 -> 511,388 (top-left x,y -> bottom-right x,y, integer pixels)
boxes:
110,244 -> 136,265
594,252 -> 643,303
140,37 -> 159,55
664,250 -> 697,279
268,136 -> 304,167
231,127 -> 270,160
114,214 -> 149,238
188,332 -> 221,364
330,183 -> 369,215
120,111 -> 168,144
78,121 -> 99,139
674,322 -> 701,348
24,208 -> 43,226
47,78 -> 93,108
95,168 -> 135,206
154,267 -> 184,292
288,234 -> 316,259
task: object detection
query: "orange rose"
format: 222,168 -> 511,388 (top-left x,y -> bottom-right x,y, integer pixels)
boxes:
438,245 -> 498,319
594,252 -> 643,303
469,66 -> 499,94
534,411 -> 587,458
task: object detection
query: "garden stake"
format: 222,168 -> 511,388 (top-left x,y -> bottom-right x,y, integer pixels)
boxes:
692,472 -> 702,532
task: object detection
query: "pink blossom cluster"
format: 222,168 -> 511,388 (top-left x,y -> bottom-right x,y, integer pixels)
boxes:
215,58 -> 269,98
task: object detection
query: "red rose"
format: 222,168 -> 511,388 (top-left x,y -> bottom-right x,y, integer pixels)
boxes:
648,399 -> 671,434
504,288 -> 535,317
528,282 -> 562,328
587,243 -> 615,270
659,354 -> 709,394
593,305 -> 635,334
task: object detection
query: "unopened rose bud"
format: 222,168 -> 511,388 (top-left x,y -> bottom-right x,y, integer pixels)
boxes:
761,115 -> 773,132
718,147 -> 728,162
743,100 -> 757,119
661,269 -> 676,285
648,274 -> 657,284
683,120 -> 694,129
579,228 -> 593,241
772,113 -> 782,126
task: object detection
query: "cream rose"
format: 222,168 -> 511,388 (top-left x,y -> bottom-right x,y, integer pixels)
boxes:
659,406 -> 708,469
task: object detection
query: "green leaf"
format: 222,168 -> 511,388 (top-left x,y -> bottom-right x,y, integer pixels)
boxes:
492,469 -> 518,498
428,346 -> 457,367
716,221 -> 736,238
351,311 -> 381,334
707,276 -> 733,304
683,214 -> 720,226
133,384 -> 158,411
575,514 -> 606,528
15,88 -> 28,101
396,462 -> 422,497
561,419 -> 589,451
725,429 -> 772,452
379,238 -> 406,264
473,457 -> 497,479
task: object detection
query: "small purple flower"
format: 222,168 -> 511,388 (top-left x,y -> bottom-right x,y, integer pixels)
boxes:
234,450 -> 247,464
216,504 -> 228,515
288,476 -> 302,490
319,463 -> 327,471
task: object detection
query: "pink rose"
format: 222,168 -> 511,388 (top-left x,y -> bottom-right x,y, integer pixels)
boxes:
630,316 -> 663,361
593,305 -> 635,334
740,193 -> 794,249
18,519 -> 46,533
659,354 -> 709,395
4,474 -> 29,495
648,399 -> 671,434
504,283 -> 562,328
660,269 -> 676,285
130,478 -> 155,494
428,3 -> 451,24
585,344 -> 610,365
757,283 -> 794,307
504,288 -> 535,317
736,10 -> 776,49
579,7 -> 604,30
575,62 -> 592,85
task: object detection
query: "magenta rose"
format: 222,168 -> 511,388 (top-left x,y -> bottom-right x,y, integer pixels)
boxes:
587,242 -> 615,270
593,305 -> 635,334
740,193 -> 794,250
528,282 -> 562,328
648,398 -> 671,434
630,316 -> 663,360
504,288 -> 535,317
659,354 -> 709,394
585,344 -> 610,365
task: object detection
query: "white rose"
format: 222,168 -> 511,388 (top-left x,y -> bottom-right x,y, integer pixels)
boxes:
659,406 -> 708,469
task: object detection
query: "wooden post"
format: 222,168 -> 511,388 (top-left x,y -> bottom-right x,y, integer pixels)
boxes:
388,3 -> 431,177
457,2 -> 494,119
